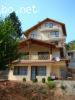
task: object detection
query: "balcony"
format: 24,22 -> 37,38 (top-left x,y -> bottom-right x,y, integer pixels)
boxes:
39,26 -> 59,32
29,34 -> 42,40
38,54 -> 50,60
48,36 -> 66,41
20,53 -> 50,60
29,33 -> 66,42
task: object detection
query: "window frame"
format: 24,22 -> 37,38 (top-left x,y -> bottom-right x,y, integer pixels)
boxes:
14,66 -> 28,75
36,66 -> 46,76
45,22 -> 53,28
49,31 -> 59,37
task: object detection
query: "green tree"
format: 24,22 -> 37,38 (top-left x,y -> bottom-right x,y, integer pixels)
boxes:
0,18 -> 19,70
6,11 -> 22,37
66,40 -> 75,50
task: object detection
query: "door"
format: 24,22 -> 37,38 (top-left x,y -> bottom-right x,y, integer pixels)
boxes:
60,69 -> 66,79
60,48 -> 64,58
31,66 -> 36,80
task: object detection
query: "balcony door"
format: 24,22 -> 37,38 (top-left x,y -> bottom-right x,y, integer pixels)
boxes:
31,66 -> 36,80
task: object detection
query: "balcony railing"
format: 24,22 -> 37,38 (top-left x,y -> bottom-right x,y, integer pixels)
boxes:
38,54 -> 49,60
19,53 -> 67,61
20,55 -> 29,60
20,54 -> 50,60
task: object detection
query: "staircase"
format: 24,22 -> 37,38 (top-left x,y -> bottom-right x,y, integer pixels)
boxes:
0,70 -> 8,81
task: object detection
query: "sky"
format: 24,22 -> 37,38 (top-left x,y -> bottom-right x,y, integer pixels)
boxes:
0,0 -> 75,43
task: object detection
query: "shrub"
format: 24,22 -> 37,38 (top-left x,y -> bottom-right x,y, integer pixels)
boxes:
72,84 -> 75,89
42,78 -> 45,83
32,78 -> 38,83
61,84 -> 67,90
46,81 -> 55,89
47,76 -> 52,81
23,77 -> 26,82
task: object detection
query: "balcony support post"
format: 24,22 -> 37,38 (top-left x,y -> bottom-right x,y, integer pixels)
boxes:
27,65 -> 31,81
49,46 -> 52,61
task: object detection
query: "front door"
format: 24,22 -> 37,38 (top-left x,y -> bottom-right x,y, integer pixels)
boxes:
31,66 -> 36,80
60,69 -> 66,79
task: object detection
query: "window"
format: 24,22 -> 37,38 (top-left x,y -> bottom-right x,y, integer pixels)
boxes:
31,34 -> 36,38
14,66 -> 28,75
45,22 -> 53,28
20,52 -> 29,60
50,31 -> 59,37
55,31 -> 59,37
36,66 -> 46,76
68,52 -> 74,58
30,31 -> 37,39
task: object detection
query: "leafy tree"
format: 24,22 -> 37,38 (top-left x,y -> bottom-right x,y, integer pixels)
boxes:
66,40 -> 75,50
6,11 -> 22,37
0,18 -> 19,70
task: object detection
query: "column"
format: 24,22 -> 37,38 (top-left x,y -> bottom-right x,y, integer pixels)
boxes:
49,46 -> 52,61
27,65 -> 31,81
46,64 -> 51,77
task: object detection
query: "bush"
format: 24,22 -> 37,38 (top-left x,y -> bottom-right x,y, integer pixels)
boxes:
32,78 -> 38,83
42,78 -> 45,83
46,81 -> 56,89
23,77 -> 26,82
47,76 -> 52,81
61,84 -> 67,90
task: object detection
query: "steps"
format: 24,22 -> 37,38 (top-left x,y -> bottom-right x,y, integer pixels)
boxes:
0,70 -> 8,81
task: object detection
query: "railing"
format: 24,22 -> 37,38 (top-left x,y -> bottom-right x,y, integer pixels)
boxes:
29,34 -> 42,40
20,55 -> 29,60
39,26 -> 59,32
20,54 -> 50,60
20,54 -> 67,61
38,54 -> 49,60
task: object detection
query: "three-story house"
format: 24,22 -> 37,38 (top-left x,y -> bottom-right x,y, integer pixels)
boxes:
8,18 -> 68,81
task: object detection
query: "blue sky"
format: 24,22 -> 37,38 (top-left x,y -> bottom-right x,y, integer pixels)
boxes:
0,0 -> 75,42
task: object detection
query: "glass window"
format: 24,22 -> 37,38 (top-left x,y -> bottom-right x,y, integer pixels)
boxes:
50,31 -> 59,37
37,66 -> 46,76
30,31 -> 37,39
14,66 -> 28,75
55,31 -> 59,37
31,34 -> 36,38
45,22 -> 53,28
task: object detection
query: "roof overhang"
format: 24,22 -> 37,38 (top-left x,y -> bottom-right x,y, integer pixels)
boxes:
19,38 -> 57,49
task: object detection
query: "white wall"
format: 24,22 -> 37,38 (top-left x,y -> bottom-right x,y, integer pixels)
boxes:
28,22 -> 65,43
8,64 -> 52,82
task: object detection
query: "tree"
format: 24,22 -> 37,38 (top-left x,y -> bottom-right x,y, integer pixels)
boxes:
0,18 -> 19,70
6,11 -> 22,37
66,40 -> 75,50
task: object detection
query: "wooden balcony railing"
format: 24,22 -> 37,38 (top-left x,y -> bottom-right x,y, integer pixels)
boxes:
20,54 -> 67,61
20,54 -> 50,60
38,54 -> 49,60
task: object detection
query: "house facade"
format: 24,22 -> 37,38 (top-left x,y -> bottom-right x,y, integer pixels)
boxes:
8,18 -> 68,81
67,50 -> 75,79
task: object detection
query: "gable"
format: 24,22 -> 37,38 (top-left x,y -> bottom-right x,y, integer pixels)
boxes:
23,18 -> 67,37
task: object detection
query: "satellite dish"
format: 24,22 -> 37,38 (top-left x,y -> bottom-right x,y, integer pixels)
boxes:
55,57 -> 60,61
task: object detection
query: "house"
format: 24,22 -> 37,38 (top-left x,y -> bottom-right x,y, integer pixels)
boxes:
67,50 -> 75,79
8,18 -> 68,81
68,50 -> 75,60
